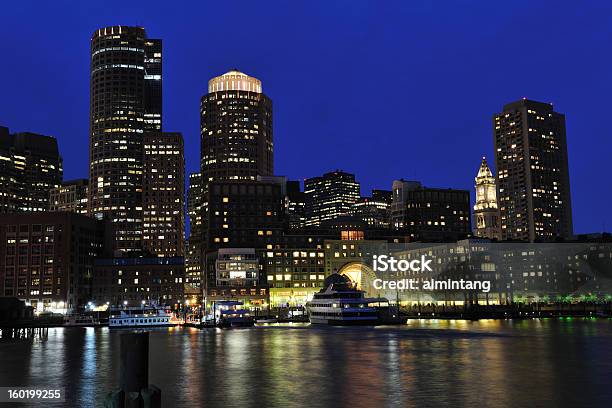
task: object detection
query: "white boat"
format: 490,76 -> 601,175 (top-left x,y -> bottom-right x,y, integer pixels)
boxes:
63,315 -> 101,327
211,300 -> 254,328
306,273 -> 390,325
109,306 -> 178,328
255,318 -> 278,324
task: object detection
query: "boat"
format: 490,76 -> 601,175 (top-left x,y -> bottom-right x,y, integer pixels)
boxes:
108,306 -> 178,328
211,300 -> 254,328
306,273 -> 390,325
255,318 -> 278,324
63,314 -> 102,327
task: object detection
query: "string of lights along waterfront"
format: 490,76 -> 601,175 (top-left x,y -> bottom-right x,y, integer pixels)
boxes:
0,23 -> 608,317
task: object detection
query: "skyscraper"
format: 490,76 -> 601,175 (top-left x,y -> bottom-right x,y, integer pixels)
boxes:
473,157 -> 501,240
200,69 -> 273,184
0,126 -> 63,213
89,26 -> 162,253
199,70 -> 274,250
142,132 -> 185,257
186,173 -> 203,288
304,171 -> 361,227
494,99 -> 573,242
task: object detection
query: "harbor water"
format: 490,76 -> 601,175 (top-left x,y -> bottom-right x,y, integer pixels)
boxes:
0,319 -> 611,407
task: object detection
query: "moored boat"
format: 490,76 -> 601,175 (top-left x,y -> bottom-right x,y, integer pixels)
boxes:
306,273 -> 390,325
109,306 -> 178,328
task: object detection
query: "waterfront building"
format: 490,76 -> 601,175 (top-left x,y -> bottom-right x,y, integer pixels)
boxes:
0,212 -> 110,313
304,170 -> 360,227
49,179 -> 89,214
263,245 -> 326,307
473,158 -> 501,240
494,99 -> 573,242
91,257 -> 184,307
0,126 -> 63,213
142,132 -> 185,257
203,248 -> 268,307
391,180 -> 471,241
89,26 -> 163,253
350,189 -> 392,228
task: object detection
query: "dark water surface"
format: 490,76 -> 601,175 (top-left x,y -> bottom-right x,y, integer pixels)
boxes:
1,319 -> 611,408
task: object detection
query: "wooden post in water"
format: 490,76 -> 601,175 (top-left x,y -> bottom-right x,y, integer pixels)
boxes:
119,332 -> 149,394
104,332 -> 161,408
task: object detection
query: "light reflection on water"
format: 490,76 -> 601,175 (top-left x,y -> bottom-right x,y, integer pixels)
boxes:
0,319 -> 610,408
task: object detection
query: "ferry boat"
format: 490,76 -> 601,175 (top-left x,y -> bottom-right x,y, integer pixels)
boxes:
63,314 -> 102,327
306,273 -> 390,325
108,306 -> 178,328
211,300 -> 254,328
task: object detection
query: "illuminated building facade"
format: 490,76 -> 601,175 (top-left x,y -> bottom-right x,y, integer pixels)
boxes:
473,157 -> 501,240
350,189 -> 392,228
89,26 -> 163,253
91,257 -> 184,307
199,70 -> 273,237
304,170 -> 360,227
0,126 -> 63,213
494,99 -> 573,241
0,212 -> 110,313
263,246 -> 326,307
186,173 -> 203,289
142,132 -> 185,257
49,179 -> 89,214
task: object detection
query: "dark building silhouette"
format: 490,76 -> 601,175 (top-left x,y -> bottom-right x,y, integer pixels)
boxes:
89,26 -> 163,253
0,126 -> 63,213
91,257 -> 184,307
494,99 -> 573,242
286,180 -> 305,229
304,171 -> 360,227
391,180 -> 471,241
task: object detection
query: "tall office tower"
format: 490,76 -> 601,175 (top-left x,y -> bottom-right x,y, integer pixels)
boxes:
186,173 -> 203,288
286,180 -> 305,229
304,171 -> 360,227
142,132 -> 184,257
473,157 -> 501,240
351,189 -> 392,228
89,26 -> 162,253
199,69 -> 274,253
49,179 -> 89,214
0,126 -> 63,213
494,99 -> 573,242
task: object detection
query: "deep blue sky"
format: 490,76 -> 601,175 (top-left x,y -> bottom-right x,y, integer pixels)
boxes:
1,1 -> 611,234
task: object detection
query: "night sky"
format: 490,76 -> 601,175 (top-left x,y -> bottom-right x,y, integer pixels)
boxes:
1,1 -> 611,234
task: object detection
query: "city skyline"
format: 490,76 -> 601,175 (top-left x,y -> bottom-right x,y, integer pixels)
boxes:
1,2 -> 612,234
